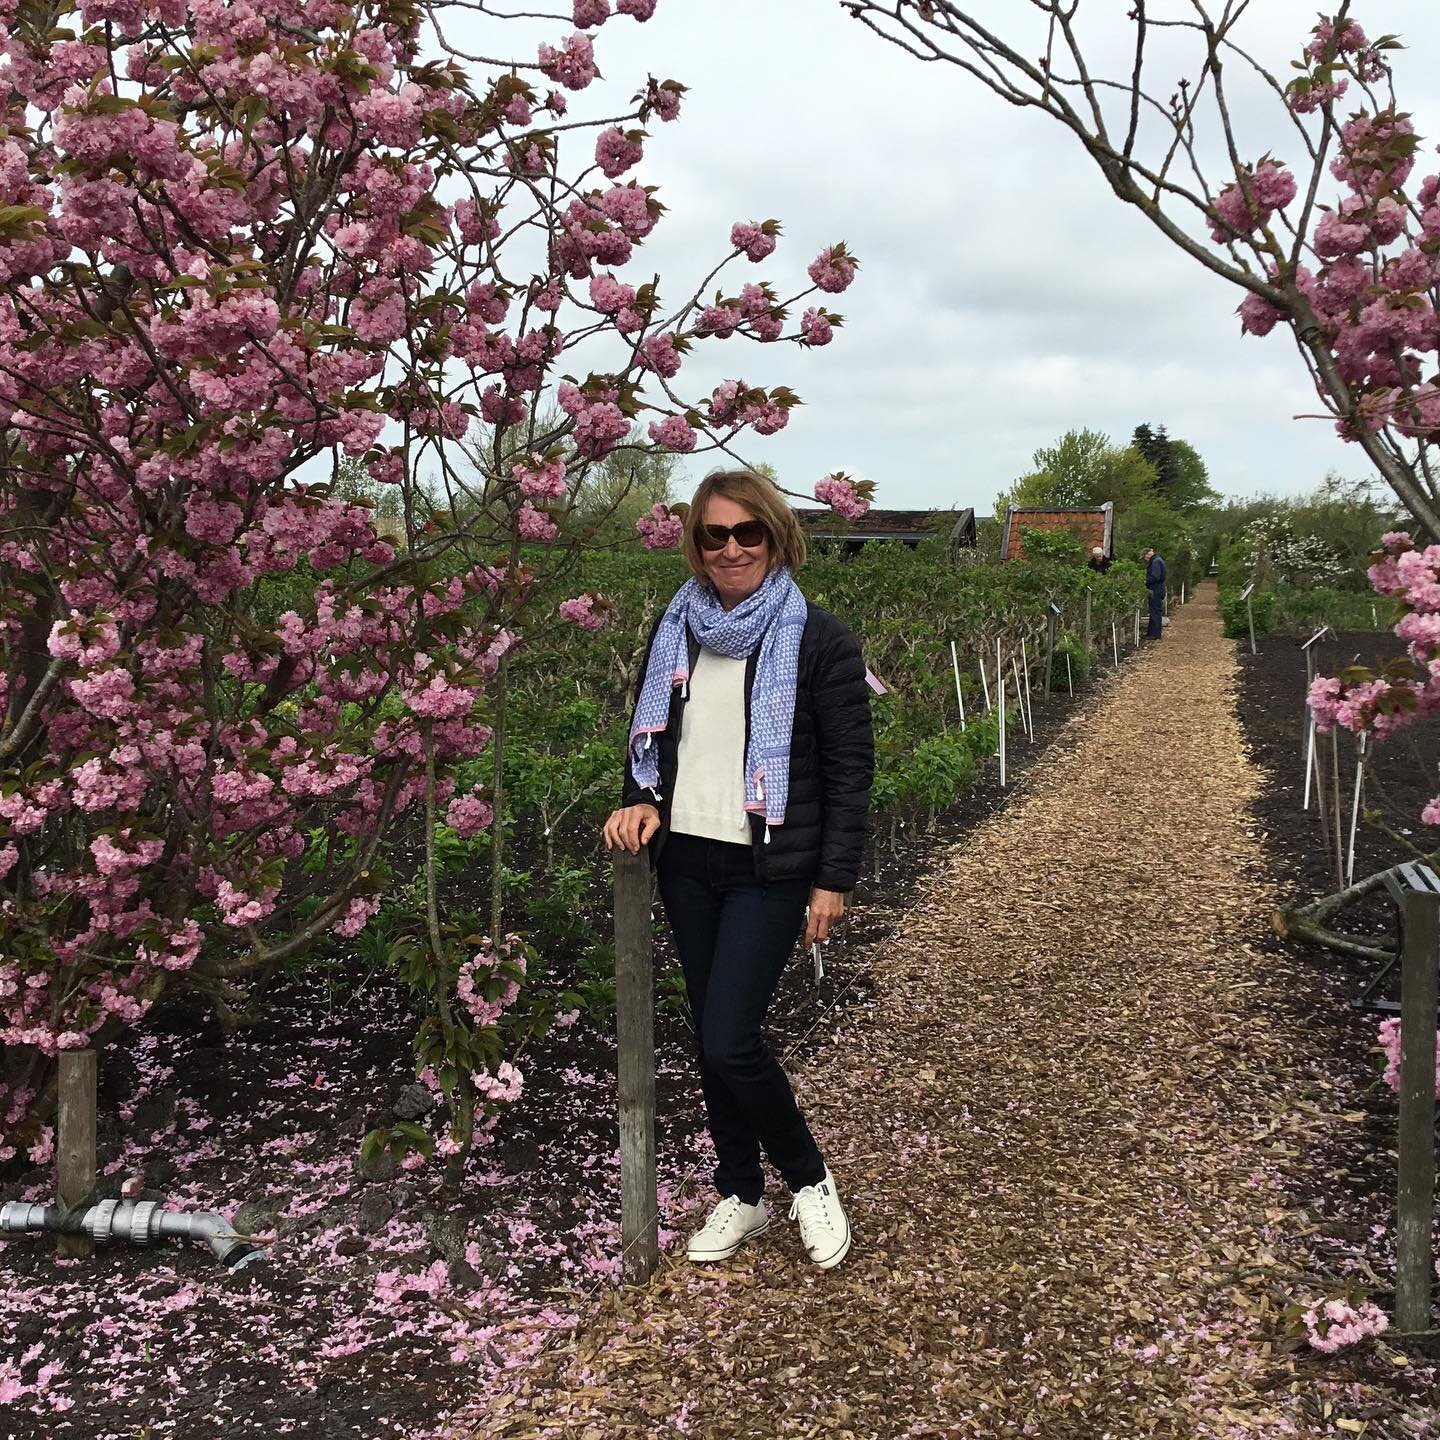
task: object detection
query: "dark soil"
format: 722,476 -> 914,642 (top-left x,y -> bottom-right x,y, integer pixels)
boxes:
0,639 -> 1121,1440
1235,627 -> 1440,1323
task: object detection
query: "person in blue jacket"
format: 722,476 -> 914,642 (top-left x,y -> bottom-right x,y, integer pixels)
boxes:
1143,547 -> 1167,638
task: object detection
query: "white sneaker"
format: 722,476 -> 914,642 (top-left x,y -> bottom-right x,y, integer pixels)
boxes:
788,1169 -> 850,1269
686,1194 -> 770,1263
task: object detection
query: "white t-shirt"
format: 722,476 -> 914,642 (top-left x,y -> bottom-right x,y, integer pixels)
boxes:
669,648 -> 751,844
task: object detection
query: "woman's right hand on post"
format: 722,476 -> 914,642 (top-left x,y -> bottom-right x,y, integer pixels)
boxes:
603,804 -> 661,854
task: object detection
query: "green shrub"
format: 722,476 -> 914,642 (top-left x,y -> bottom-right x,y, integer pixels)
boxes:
1220,587 -> 1275,639
1049,631 -> 1092,690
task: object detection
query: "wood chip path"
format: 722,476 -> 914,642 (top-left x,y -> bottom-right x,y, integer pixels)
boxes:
461,588 -> 1417,1440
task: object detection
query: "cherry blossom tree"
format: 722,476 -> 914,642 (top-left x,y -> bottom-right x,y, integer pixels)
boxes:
0,0 -> 860,1175
843,2 -> 1440,540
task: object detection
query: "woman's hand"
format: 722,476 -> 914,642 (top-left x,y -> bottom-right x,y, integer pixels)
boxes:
805,886 -> 846,946
603,803 -> 661,854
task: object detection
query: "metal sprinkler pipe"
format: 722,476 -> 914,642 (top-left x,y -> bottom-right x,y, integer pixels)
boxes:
0,1198 -> 264,1271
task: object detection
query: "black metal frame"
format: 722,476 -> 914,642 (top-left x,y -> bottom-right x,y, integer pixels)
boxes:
1350,861 -> 1440,1014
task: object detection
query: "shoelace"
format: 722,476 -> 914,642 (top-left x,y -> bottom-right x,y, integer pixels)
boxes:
701,1195 -> 748,1235
788,1186 -> 833,1236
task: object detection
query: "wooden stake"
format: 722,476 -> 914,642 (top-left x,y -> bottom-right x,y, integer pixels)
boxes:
1111,621 -> 1120,667
1083,587 -> 1093,655
57,1049 -> 97,1259
613,848 -> 658,1285
1065,652 -> 1073,695
978,645 -> 992,713
950,640 -> 965,727
1396,886 -> 1438,1334
1246,593 -> 1257,655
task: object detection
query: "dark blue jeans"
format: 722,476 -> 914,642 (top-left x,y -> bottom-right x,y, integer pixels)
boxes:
1147,584 -> 1165,638
657,832 -> 826,1205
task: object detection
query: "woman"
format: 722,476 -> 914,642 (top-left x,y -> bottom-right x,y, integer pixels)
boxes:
603,469 -> 873,1271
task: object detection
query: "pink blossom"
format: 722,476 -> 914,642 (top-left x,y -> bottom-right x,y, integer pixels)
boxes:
648,414 -> 697,452
730,221 -> 777,262
801,307 -> 835,346
814,474 -> 870,520
641,331 -> 683,378
636,503 -> 683,550
807,244 -> 857,294
595,127 -> 642,179
446,790 -> 494,838
1208,161 -> 1297,241
559,593 -> 608,631
1238,292 -> 1284,337
573,0 -> 609,26
1302,1296 -> 1390,1352
517,503 -> 559,544
538,33 -> 597,91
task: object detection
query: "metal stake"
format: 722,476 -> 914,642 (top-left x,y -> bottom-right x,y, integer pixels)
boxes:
950,640 -> 965,727
1346,734 -> 1368,887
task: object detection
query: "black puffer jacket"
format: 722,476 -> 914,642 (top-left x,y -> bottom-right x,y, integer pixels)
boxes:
621,601 -> 874,892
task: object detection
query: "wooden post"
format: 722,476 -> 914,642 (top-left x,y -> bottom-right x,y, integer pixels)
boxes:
1043,610 -> 1057,701
1396,886 -> 1439,1333
1083,587 -> 1093,656
613,849 -> 658,1285
57,1049 -> 97,1259
1246,593 -> 1257,655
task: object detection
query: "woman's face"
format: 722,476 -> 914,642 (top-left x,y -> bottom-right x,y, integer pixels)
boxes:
699,493 -> 771,610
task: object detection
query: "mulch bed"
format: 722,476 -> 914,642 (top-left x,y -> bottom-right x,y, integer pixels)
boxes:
1234,626 -> 1440,1361
0,629 -> 1118,1440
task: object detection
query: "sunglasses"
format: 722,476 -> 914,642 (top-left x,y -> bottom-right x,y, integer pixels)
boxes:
697,520 -> 770,551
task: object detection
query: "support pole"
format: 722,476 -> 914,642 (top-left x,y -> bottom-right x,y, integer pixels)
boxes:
997,640 -> 1006,787
1330,728 -> 1344,892
613,848 -> 658,1285
1065,652 -> 1073,695
1395,886 -> 1439,1334
1019,639 -> 1034,735
1133,608 -> 1141,648
57,1049 -> 97,1259
1010,655 -> 1031,740
1346,734 -> 1368,887
1083,587 -> 1093,656
1302,648 -> 1316,808
1246,593 -> 1257,655
1043,610 -> 1058,698
1111,621 -> 1120,667
950,640 -> 965,727
978,643 -> 992,713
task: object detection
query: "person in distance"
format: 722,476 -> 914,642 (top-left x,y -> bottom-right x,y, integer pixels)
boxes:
1086,546 -> 1111,574
603,468 -> 873,1270
1143,546 -> 1167,638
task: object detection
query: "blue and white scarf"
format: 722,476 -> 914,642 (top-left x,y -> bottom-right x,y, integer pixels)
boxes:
629,567 -> 808,828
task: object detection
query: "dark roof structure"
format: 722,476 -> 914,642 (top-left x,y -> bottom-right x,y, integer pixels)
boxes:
796,507 -> 976,551
1001,502 -> 1114,562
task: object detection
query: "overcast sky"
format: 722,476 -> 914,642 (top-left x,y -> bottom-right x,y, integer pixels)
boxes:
458,3 -> 1440,516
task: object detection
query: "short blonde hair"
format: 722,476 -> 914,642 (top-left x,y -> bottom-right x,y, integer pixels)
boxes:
681,469 -> 807,578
